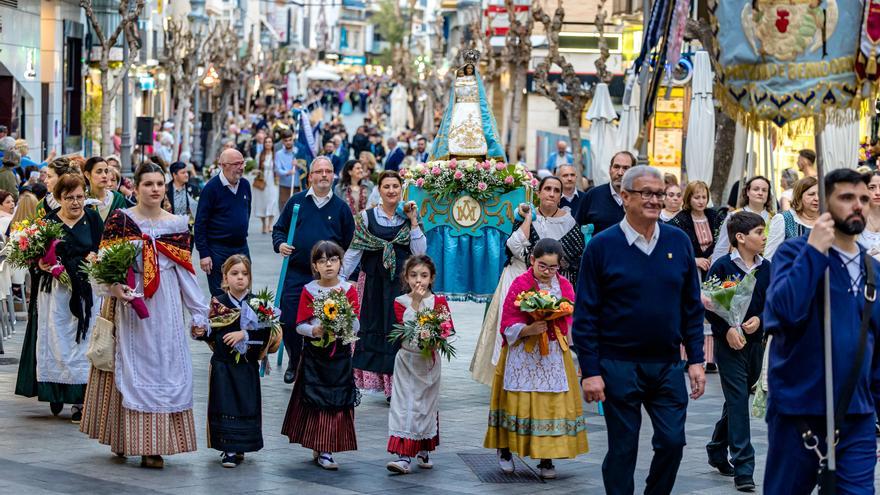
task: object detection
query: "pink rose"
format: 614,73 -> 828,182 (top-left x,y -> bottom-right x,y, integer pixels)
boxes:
530,178 -> 539,187
448,161 -> 457,170
431,167 -> 442,176
477,182 -> 488,191
454,170 -> 464,179
504,176 -> 514,185
416,178 -> 425,187
482,161 -> 492,170
495,162 -> 506,171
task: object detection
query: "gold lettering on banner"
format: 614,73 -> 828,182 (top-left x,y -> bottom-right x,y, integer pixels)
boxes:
452,195 -> 482,228
724,56 -> 854,81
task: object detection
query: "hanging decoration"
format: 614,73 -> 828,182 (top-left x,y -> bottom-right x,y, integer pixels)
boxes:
666,0 -> 691,71
856,0 -> 880,81
710,0 -> 863,129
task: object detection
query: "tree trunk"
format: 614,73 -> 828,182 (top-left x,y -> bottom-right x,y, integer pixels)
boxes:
172,92 -> 186,161
100,68 -> 114,156
178,95 -> 193,161
508,70 -> 526,162
568,117 -> 584,181
710,109 -> 736,205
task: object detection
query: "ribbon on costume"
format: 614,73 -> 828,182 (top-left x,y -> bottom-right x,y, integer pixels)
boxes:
349,212 -> 411,279
522,323 -> 569,357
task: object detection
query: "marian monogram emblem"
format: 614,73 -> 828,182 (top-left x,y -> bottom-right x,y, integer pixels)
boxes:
451,195 -> 481,228
741,0 -> 838,61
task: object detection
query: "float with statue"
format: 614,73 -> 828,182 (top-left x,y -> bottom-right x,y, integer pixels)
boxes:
401,49 -> 537,302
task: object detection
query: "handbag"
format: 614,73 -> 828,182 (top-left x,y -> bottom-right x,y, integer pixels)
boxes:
252,171 -> 266,191
86,297 -> 117,372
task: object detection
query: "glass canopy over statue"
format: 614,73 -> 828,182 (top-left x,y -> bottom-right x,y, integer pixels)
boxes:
430,49 -> 507,162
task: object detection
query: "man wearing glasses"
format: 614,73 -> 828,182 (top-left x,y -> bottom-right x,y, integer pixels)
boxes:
194,148 -> 252,296
272,156 -> 355,384
576,151 -> 634,235
572,165 -> 707,495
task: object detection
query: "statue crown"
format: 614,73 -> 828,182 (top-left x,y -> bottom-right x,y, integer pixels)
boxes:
462,49 -> 481,65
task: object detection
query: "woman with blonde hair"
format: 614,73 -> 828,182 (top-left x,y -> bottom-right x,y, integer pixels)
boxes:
764,176 -> 819,260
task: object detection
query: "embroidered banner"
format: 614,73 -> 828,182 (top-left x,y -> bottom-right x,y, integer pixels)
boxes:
710,0 -> 863,127
856,0 -> 880,81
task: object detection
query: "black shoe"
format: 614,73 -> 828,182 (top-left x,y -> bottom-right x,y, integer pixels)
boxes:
283,368 -> 296,384
734,476 -> 756,492
70,406 -> 82,424
709,458 -> 735,477
221,452 -> 237,468
49,402 -> 63,416
705,363 -> 719,374
235,452 -> 244,464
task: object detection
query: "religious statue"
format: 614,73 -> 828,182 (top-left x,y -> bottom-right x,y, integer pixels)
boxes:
430,49 -> 506,162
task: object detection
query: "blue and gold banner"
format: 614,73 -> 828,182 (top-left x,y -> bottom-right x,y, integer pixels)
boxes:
407,186 -> 527,302
710,0 -> 863,127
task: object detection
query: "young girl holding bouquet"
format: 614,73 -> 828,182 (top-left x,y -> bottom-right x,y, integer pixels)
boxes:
282,241 -> 360,470
484,238 -> 588,479
206,255 -> 272,468
386,255 -> 454,475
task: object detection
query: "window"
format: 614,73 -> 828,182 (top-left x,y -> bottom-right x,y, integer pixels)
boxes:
557,33 -> 622,53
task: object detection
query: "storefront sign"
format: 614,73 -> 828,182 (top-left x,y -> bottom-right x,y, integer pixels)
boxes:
340,55 -> 366,66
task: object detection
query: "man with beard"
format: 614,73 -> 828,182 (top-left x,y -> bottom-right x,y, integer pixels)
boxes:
273,156 -> 355,384
576,151 -> 633,234
763,169 -> 878,494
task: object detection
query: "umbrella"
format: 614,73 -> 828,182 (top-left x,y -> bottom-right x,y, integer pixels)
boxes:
587,83 -> 618,185
304,63 -> 341,82
820,108 -> 860,172
389,85 -> 409,136
684,50 -> 715,184
617,69 -> 640,155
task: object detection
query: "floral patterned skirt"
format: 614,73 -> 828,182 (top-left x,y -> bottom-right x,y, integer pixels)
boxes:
484,346 -> 588,460
354,369 -> 393,398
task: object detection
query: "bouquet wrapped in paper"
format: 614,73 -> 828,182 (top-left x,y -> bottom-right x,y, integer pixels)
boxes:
389,306 -> 456,362
700,272 -> 758,337
247,288 -> 283,359
310,287 -> 359,356
4,218 -> 71,288
80,241 -> 149,318
513,289 -> 574,355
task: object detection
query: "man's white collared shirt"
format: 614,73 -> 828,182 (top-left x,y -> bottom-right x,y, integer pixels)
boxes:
562,190 -> 579,203
306,187 -> 333,208
730,249 -> 764,275
620,217 -> 660,255
219,171 -> 239,195
610,186 -> 623,207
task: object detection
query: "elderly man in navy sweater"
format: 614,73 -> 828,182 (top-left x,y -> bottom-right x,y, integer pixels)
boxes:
763,169 -> 879,495
273,156 -> 355,383
194,149 -> 252,296
572,165 -> 706,495
575,150 -> 633,235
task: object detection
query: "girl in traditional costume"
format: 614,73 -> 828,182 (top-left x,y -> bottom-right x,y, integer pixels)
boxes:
206,255 -> 271,468
385,255 -> 453,474
484,238 -> 588,479
470,176 -> 585,386
83,156 -> 131,221
80,163 -> 209,469
283,241 -> 360,470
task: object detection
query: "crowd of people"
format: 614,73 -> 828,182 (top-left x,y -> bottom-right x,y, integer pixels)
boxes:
3,83 -> 880,494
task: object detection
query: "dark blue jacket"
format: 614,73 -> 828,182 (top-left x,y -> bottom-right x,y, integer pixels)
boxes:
572,223 -> 705,377
384,147 -> 405,172
764,237 -> 880,416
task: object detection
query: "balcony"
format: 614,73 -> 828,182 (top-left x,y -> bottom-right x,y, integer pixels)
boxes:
343,0 -> 366,9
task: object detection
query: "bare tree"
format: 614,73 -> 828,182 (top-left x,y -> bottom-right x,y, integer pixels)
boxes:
81,0 -> 145,156
532,1 -> 594,179
502,0 -> 533,163
469,13 -> 504,106
207,24 -> 256,162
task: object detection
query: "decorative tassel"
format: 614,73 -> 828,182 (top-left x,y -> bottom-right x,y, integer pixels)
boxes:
868,56 -> 878,77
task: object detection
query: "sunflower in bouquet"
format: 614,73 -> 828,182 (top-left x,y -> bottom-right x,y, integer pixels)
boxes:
388,307 -> 456,362
310,288 -> 359,354
513,289 -> 574,355
3,218 -> 71,288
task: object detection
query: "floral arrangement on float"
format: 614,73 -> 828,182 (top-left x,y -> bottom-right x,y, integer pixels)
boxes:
400,158 -> 538,203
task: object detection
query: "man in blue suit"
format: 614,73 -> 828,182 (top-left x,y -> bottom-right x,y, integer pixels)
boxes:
383,137 -> 406,172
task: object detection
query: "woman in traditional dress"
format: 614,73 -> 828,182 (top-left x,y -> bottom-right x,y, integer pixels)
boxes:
860,171 -> 880,259
35,157 -> 79,217
711,175 -> 777,262
484,238 -> 588,479
334,159 -> 375,216
252,135 -> 279,234
17,174 -> 102,421
764,176 -> 818,260
341,170 -> 426,401
0,190 -> 15,235
470,176 -> 584,386
80,162 -> 209,469
83,156 -> 131,220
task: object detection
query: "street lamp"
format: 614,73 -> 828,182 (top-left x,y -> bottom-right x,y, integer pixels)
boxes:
189,0 -> 209,169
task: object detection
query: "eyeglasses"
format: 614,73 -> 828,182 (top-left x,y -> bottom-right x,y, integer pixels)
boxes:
311,169 -> 334,176
61,195 -> 86,204
535,261 -> 560,272
316,256 -> 340,266
626,189 -> 666,201
223,161 -> 245,167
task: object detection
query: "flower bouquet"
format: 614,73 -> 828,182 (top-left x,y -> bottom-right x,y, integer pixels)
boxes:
310,288 -> 359,355
513,289 -> 574,355
700,272 -> 758,338
248,288 -> 283,358
4,219 -> 71,288
80,241 -> 150,318
400,158 -> 537,202
388,307 -> 456,362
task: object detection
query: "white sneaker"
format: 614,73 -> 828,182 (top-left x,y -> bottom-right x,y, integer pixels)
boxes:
538,461 -> 556,479
498,450 -> 515,474
315,452 -> 338,470
386,457 -> 411,474
416,451 -> 433,469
